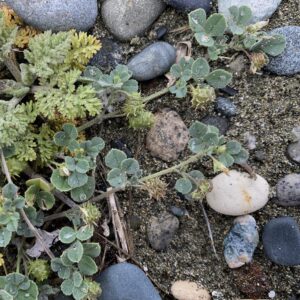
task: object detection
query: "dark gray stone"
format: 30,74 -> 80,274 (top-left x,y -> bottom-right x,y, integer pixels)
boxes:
169,206 -> 187,217
89,38 -> 124,72
5,0 -> 98,32
164,0 -> 211,12
263,217 -> 300,266
276,174 -> 300,206
127,42 -> 176,81
224,215 -> 259,268
101,0 -> 166,41
201,115 -> 229,135
96,263 -> 162,300
266,26 -> 300,75
147,212 -> 179,251
287,141 -> 300,164
215,97 -> 237,117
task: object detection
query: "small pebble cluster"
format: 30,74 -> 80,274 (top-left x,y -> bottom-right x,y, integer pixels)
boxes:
6,0 -> 300,299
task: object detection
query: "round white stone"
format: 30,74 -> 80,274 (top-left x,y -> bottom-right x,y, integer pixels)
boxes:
206,170 -> 270,216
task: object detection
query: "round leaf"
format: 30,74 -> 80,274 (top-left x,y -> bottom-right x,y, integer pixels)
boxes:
107,168 -> 127,188
67,171 -> 88,188
76,159 -> 90,174
61,279 -> 74,296
50,170 -> 71,192
204,13 -> 227,37
218,153 -> 235,167
205,69 -> 232,89
65,157 -> 76,172
226,141 -> 242,155
195,32 -> 214,47
121,158 -> 140,175
78,255 -> 98,276
70,177 -> 95,203
26,178 -> 52,192
191,58 -> 210,80
67,241 -> 84,263
72,271 -> 83,288
175,178 -> 193,195
259,34 -> 286,56
232,149 -> 249,164
83,243 -> 101,258
105,149 -> 127,169
189,121 -> 207,138
188,8 -> 206,32
76,225 -> 94,241
59,227 -> 76,244
36,191 -> 55,210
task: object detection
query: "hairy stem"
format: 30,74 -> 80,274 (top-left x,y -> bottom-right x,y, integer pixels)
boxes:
140,152 -> 204,182
143,87 -> 169,103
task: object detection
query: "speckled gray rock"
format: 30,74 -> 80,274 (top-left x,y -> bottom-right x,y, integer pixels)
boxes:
201,115 -> 229,135
287,141 -> 300,164
224,215 -> 259,268
5,0 -> 98,31
89,38 -> 124,72
164,0 -> 211,12
263,217 -> 300,266
266,26 -> 300,75
101,0 -> 166,41
218,0 -> 282,23
215,97 -> 237,117
96,263 -> 162,300
147,212 -> 179,251
146,109 -> 189,162
127,42 -> 176,81
276,174 -> 300,206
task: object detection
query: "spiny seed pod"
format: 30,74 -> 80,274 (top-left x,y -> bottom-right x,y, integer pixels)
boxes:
191,179 -> 213,200
28,259 -> 51,282
142,178 -> 168,200
128,111 -> 154,129
250,52 -> 269,74
84,279 -> 102,300
81,203 -> 101,225
190,85 -> 216,110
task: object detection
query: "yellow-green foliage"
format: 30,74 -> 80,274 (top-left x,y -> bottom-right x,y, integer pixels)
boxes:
123,92 -> 154,129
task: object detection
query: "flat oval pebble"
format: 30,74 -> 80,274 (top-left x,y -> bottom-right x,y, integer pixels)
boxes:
287,141 -> 300,164
171,280 -> 211,300
262,217 -> 300,266
206,170 -> 270,216
218,0 -> 282,23
6,0 -> 98,31
96,263 -> 162,300
146,109 -> 189,162
147,212 -> 179,251
164,0 -> 211,12
224,215 -> 259,268
276,174 -> 300,206
101,0 -> 166,41
127,42 -> 176,81
214,97 -> 237,118
266,26 -> 300,75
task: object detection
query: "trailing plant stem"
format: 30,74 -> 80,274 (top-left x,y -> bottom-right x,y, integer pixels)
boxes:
143,87 -> 169,103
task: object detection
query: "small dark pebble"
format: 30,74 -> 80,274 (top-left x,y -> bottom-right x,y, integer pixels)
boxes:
214,97 -> 237,117
164,0 -> 211,12
263,216 -> 300,266
201,115 -> 229,135
89,38 -> 124,72
276,174 -> 300,207
155,26 -> 168,39
219,86 -> 239,96
254,150 -> 267,162
169,206 -> 187,217
110,138 -> 133,158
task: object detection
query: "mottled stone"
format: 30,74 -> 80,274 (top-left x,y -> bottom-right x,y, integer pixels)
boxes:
263,217 -> 300,266
287,141 -> 300,164
218,0 -> 282,23
101,0 -> 166,41
214,97 -> 237,117
224,215 -> 259,268
89,38 -> 124,72
171,281 -> 211,300
147,212 -> 179,251
146,109 -> 189,162
266,26 -> 300,75
276,174 -> 300,206
127,42 -> 176,81
234,262 -> 271,298
96,263 -> 162,300
6,0 -> 98,31
164,0 -> 211,12
206,170 -> 270,216
201,116 -> 229,135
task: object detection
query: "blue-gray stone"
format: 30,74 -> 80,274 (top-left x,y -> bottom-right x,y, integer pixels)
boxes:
266,26 -> 300,75
263,217 -> 300,266
215,97 -> 237,117
276,174 -> 300,207
224,215 -> 259,268
5,0 -> 98,32
101,0 -> 166,41
96,263 -> 162,300
127,42 -> 176,81
287,141 -> 300,164
89,38 -> 124,72
169,206 -> 187,217
201,115 -> 229,135
164,0 -> 211,12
